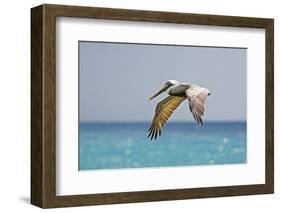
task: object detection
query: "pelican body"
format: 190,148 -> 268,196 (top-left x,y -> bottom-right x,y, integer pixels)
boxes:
148,80 -> 210,140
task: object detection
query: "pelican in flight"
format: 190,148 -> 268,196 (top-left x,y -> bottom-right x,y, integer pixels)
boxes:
148,80 -> 210,140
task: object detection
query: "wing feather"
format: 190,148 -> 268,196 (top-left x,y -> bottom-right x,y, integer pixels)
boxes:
186,85 -> 210,125
147,95 -> 186,140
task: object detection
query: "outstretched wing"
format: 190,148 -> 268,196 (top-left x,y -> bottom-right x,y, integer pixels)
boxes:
186,85 -> 210,125
147,95 -> 186,140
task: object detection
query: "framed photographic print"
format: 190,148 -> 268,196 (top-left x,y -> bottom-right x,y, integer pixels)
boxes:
31,4 -> 274,208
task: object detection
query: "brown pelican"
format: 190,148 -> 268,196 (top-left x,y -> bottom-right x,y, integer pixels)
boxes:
148,80 -> 210,140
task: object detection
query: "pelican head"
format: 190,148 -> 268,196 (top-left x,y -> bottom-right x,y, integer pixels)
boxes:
149,80 -> 178,100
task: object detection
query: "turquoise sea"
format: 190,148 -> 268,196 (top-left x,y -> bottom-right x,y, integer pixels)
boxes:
79,122 -> 246,170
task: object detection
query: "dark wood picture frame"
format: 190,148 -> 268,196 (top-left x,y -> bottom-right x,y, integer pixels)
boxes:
31,4 -> 274,208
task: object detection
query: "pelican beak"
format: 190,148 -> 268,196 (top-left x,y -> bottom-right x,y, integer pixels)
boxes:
149,85 -> 169,100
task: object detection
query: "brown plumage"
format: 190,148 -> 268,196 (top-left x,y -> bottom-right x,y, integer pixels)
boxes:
148,80 -> 210,140
147,96 -> 186,140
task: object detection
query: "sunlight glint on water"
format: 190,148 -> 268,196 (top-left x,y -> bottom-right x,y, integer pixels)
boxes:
79,122 -> 246,170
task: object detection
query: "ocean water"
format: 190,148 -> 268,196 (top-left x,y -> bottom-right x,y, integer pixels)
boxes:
79,122 -> 246,170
